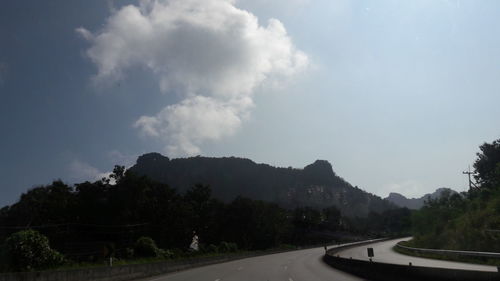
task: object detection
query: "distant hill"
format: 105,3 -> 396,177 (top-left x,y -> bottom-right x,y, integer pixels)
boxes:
128,153 -> 396,217
384,188 -> 457,209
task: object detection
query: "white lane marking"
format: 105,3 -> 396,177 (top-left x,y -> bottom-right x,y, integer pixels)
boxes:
289,278 -> 294,281
215,279 -> 220,281
237,266 -> 243,270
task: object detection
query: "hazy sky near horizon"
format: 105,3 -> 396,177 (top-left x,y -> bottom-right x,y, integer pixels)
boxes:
1,0 -> 499,207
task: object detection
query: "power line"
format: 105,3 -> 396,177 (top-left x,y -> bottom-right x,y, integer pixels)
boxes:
0,222 -> 150,230
462,166 -> 478,190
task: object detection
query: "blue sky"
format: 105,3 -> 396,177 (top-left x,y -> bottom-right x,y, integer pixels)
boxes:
1,0 -> 499,207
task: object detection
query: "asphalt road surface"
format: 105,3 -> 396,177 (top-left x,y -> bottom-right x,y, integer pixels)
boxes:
336,237 -> 498,272
139,238 -> 498,281
140,246 -> 368,281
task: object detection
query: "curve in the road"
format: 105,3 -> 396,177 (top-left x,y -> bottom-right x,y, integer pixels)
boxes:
138,238 -> 498,281
335,237 -> 498,272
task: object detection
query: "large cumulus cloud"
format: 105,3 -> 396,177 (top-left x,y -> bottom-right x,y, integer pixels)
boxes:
78,0 -> 308,155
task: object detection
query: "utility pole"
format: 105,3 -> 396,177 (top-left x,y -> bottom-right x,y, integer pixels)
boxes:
462,166 -> 478,190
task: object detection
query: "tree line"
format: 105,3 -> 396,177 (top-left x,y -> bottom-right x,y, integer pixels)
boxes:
0,166 -> 411,271
410,138 -> 500,252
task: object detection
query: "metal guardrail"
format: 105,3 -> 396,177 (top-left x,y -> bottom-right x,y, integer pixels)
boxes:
326,238 -> 389,254
396,242 -> 500,259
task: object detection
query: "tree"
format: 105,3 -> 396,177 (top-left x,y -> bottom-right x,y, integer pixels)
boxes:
321,206 -> 341,231
110,165 -> 126,184
291,207 -> 323,245
74,180 -> 110,224
474,138 -> 500,188
184,184 -> 213,234
3,181 -> 75,228
183,184 -> 226,247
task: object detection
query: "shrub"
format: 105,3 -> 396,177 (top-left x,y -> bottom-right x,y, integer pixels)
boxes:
5,229 -> 64,271
116,247 -> 134,259
134,236 -> 159,257
228,242 -> 238,252
218,241 -> 238,253
125,248 -> 134,259
207,244 -> 218,253
158,249 -> 174,259
171,248 -> 185,258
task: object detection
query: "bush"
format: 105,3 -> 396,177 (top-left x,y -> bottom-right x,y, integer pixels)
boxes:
207,244 -> 218,253
134,236 -> 159,257
116,247 -> 134,259
125,248 -> 134,259
171,248 -> 185,258
5,229 -> 64,271
158,249 -> 174,259
218,241 -> 238,253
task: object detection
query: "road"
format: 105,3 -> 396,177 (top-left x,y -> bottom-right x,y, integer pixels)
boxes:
139,238 -> 498,281
336,237 -> 498,272
140,246 -> 368,281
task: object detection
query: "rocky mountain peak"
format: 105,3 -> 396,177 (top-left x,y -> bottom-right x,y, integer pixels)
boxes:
136,152 -> 169,165
129,153 -> 395,217
302,160 -> 336,184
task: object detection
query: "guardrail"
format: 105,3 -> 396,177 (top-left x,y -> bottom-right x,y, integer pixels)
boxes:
323,238 -> 500,281
396,242 -> 500,259
326,238 -> 390,255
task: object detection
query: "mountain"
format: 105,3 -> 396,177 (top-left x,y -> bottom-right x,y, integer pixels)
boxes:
384,188 -> 457,209
128,153 -> 396,217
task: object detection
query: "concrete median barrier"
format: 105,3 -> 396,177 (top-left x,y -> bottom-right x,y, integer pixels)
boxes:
324,243 -> 499,281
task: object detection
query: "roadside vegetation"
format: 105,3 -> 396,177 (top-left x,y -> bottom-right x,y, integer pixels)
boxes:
0,165 -> 411,272
4,139 -> 496,272
408,138 -> 500,254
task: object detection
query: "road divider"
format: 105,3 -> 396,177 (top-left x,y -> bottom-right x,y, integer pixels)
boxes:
323,239 -> 499,281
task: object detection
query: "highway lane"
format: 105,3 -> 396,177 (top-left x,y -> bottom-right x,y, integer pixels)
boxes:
336,237 -> 498,272
140,246 -> 368,281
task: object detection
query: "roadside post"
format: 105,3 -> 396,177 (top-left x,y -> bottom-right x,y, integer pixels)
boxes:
367,247 -> 374,262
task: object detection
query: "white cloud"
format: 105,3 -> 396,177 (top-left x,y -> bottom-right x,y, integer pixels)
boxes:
134,95 -> 250,155
68,160 -> 111,183
107,150 -> 137,167
78,0 -> 308,156
75,27 -> 93,41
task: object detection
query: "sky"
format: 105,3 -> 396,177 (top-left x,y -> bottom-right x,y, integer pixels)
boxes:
1,0 -> 500,207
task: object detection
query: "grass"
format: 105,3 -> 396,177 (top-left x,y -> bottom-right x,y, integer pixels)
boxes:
39,245 -> 305,272
1,241 -> 349,273
55,252 -> 243,271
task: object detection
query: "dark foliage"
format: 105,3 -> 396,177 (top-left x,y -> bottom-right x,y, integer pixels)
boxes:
129,154 -> 396,217
0,161 -> 411,269
474,139 -> 500,188
3,230 -> 64,271
411,138 -> 500,251
134,237 -> 159,257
